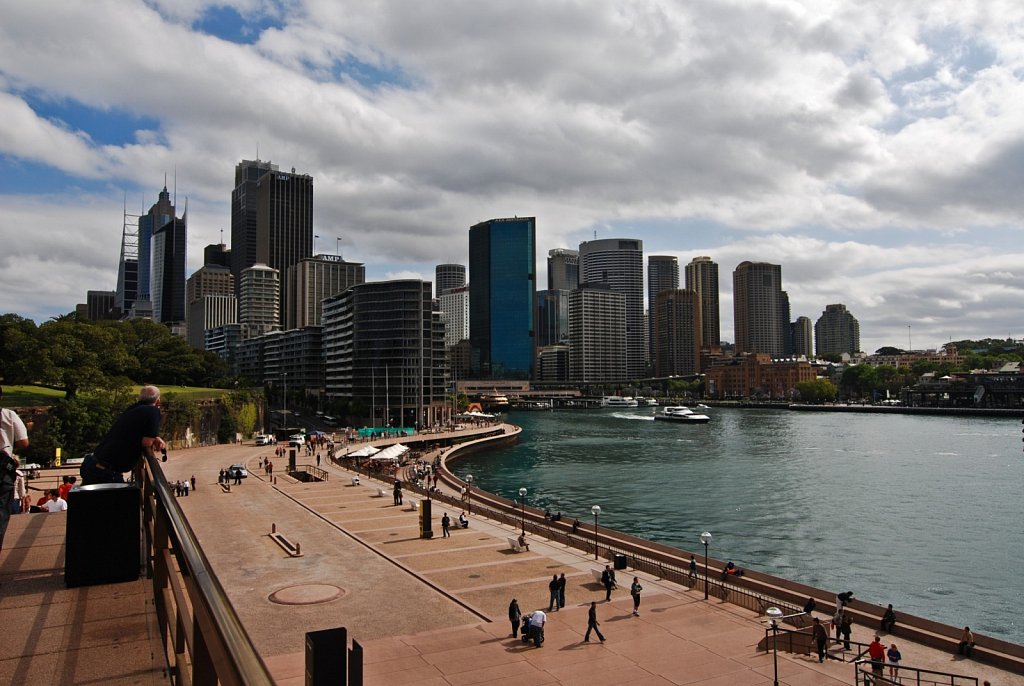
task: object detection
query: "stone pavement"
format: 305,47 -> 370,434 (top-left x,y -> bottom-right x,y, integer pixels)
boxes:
161,441 -> 1023,686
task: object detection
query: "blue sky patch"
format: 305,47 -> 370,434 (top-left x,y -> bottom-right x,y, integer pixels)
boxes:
333,55 -> 413,90
195,5 -> 283,45
19,92 -> 161,148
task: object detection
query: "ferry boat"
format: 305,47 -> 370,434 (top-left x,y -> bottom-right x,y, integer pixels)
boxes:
636,396 -> 659,406
601,395 -> 639,408
654,405 -> 711,423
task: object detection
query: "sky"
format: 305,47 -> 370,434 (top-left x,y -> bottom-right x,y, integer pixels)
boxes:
1,0 -> 1022,354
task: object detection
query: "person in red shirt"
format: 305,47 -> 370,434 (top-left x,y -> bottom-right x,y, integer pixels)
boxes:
58,476 -> 76,501
868,636 -> 886,677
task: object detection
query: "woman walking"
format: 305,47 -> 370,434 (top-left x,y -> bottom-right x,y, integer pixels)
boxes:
630,577 -> 643,616
508,598 -> 522,638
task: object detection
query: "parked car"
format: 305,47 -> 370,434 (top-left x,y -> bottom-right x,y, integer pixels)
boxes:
288,434 -> 306,445
255,434 -> 272,446
229,464 -> 248,478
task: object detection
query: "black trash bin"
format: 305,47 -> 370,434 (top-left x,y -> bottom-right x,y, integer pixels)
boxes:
65,483 -> 140,587
613,553 -> 628,570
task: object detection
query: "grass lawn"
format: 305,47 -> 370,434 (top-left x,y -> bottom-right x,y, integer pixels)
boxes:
2,384 -> 231,406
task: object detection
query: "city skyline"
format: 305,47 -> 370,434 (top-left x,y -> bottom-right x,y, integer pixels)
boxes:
1,2 -> 1023,354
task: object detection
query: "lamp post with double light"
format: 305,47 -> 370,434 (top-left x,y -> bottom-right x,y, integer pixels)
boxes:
766,606 -> 782,686
700,531 -> 712,600
519,487 -> 527,535
592,505 -> 602,560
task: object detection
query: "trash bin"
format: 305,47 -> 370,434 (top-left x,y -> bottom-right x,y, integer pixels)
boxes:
613,553 -> 628,570
65,483 -> 140,587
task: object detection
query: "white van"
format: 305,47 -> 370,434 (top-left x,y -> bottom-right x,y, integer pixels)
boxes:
255,434 -> 272,446
288,433 -> 306,446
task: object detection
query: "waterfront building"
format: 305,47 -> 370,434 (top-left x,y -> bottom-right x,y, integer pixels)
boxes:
235,336 -> 264,384
685,256 -> 720,350
435,263 -> 467,296
653,289 -> 702,377
229,159 -> 313,327
815,303 -> 861,356
864,345 -> 963,369
733,261 -> 787,356
792,315 -> 813,358
239,263 -> 280,340
568,283 -> 626,383
286,255 -> 365,329
468,217 -> 536,380
579,238 -> 645,379
704,352 -> 816,399
151,214 -> 187,326
323,280 -> 448,428
537,344 -> 570,382
547,248 -> 579,291
262,327 -> 324,395
187,295 -> 238,350
438,285 -> 469,348
648,255 -> 680,367
536,289 -> 570,347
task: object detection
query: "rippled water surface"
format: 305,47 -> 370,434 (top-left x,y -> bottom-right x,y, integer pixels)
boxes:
451,407 -> 1024,644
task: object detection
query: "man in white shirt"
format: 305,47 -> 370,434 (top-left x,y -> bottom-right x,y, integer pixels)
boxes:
1,386 -> 30,554
43,489 -> 68,513
529,609 -> 547,647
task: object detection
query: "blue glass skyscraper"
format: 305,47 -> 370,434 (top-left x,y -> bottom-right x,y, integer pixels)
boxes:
469,217 -> 536,379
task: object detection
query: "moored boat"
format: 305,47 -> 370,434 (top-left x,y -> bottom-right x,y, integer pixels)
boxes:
601,396 -> 639,408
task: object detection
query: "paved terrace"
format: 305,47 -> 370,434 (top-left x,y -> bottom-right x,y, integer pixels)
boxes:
3,428 -> 1022,685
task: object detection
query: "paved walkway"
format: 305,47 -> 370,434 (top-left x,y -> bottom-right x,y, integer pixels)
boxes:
160,441 -> 1023,686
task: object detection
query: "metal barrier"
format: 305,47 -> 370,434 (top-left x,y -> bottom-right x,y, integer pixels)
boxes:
853,659 -> 979,686
141,453 -> 275,685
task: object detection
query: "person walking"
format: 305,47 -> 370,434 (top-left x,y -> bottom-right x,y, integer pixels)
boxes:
393,480 -> 403,506
811,617 -> 828,663
441,512 -> 451,538
584,601 -> 606,642
887,643 -> 902,678
548,574 -> 560,612
557,572 -> 567,609
529,609 -> 546,647
868,635 -> 886,678
840,611 -> 853,650
688,555 -> 697,582
630,577 -> 643,616
508,598 -> 522,638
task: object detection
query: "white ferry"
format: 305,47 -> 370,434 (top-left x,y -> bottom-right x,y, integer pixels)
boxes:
601,396 -> 639,408
653,406 -> 711,424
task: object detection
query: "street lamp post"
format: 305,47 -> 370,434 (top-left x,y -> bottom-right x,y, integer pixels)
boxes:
466,474 -> 474,514
766,607 -> 782,686
591,505 -> 602,560
283,372 -> 288,426
700,531 -> 712,600
518,487 -> 527,535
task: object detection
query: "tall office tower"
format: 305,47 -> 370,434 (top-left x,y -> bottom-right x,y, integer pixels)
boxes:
653,289 -> 702,377
439,285 -> 469,347
114,205 -> 139,315
536,289 -> 570,347
685,256 -> 721,349
239,264 -> 280,339
230,159 -> 313,326
85,291 -> 117,321
138,185 -> 177,302
151,214 -> 187,325
323,280 -> 448,428
435,263 -> 467,296
286,255 -> 365,329
578,238 -> 644,379
733,261 -> 787,356
204,242 -> 230,267
468,217 -> 536,380
648,255 -> 679,365
815,304 -> 861,356
568,284 -> 626,383
186,265 -> 236,348
792,316 -> 813,358
547,248 -> 579,291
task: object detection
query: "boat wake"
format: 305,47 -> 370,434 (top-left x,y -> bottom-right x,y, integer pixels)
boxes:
612,412 -> 654,421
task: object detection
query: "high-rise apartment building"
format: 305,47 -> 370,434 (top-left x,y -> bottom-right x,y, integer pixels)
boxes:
733,261 -> 787,356
435,263 -> 467,296
239,264 -> 280,339
536,289 -> 570,347
439,285 -> 469,347
568,284 -> 626,383
792,316 -> 813,358
468,217 -> 536,380
185,264 -> 235,348
578,238 -> 644,379
286,255 -> 365,330
653,289 -> 702,377
229,160 -> 313,327
648,255 -> 679,366
815,304 -> 861,356
323,280 -> 448,428
151,215 -> 187,325
547,248 -> 579,291
685,256 -> 721,349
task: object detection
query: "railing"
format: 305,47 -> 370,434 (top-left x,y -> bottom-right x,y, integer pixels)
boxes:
140,453 -> 275,685
853,659 -> 979,685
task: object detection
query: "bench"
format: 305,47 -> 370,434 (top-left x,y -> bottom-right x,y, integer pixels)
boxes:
375,488 -> 387,497
591,569 -> 604,584
507,537 -> 528,553
406,500 -> 419,512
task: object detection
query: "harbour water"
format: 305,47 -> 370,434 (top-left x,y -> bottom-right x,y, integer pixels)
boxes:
450,406 -> 1024,644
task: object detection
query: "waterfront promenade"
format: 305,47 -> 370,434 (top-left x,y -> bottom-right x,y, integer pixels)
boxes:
3,430 -> 1022,685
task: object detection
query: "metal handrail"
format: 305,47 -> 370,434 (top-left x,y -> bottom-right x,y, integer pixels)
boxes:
141,453 -> 274,686
853,658 -> 978,686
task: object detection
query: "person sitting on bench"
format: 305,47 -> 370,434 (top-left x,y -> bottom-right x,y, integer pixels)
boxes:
458,511 -> 468,528
517,532 -> 530,550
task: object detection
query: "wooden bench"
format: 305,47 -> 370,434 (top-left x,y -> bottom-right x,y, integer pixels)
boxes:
507,537 -> 528,553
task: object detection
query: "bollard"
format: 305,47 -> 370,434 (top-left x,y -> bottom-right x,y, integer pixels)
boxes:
272,523 -> 277,534
296,542 -> 301,556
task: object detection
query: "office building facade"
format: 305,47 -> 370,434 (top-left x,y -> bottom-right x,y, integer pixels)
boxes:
578,238 -> 644,379
286,255 -> 365,330
815,304 -> 861,356
653,289 -> 702,377
536,289 -> 570,347
792,316 -> 814,358
435,263 -> 467,296
685,256 -> 721,350
733,261 -> 787,356
468,217 -> 536,380
151,215 -> 187,325
547,248 -> 579,291
438,285 -> 469,348
239,264 -> 280,340
188,295 -> 238,350
648,255 -> 679,366
568,284 -> 626,383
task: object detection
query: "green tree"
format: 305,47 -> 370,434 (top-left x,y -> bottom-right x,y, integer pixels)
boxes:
36,318 -> 132,397
0,314 -> 40,384
839,364 -> 877,399
795,378 -> 838,403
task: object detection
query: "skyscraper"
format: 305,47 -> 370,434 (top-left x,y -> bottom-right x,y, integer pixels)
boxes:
468,217 -> 536,380
815,304 -> 861,356
648,255 -> 679,366
733,261 -> 786,356
438,286 -> 469,347
536,289 -> 570,347
653,289 -> 702,377
186,265 -> 235,349
230,160 -> 313,327
204,242 -> 230,268
568,284 -> 626,383
792,316 -> 813,358
547,248 -> 579,291
138,185 -> 177,303
239,264 -> 280,339
684,256 -> 720,349
286,255 -> 365,329
579,238 -> 644,379
151,214 -> 187,325
435,263 -> 467,296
